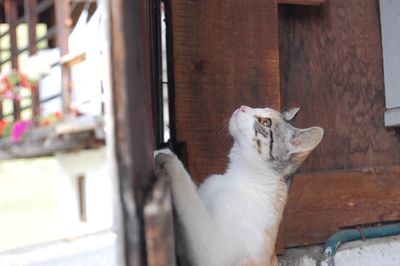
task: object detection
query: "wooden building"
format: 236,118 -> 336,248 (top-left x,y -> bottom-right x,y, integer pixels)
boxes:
112,0 -> 400,265
1,0 -> 400,265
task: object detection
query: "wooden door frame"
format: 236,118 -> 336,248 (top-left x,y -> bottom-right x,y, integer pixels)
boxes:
109,0 -> 155,265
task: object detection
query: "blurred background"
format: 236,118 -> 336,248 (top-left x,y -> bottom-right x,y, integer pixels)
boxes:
0,1 -> 116,265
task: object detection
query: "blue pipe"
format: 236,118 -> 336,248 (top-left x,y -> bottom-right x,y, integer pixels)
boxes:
324,222 -> 400,257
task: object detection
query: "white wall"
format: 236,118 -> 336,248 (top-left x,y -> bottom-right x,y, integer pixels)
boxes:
55,147 -> 113,237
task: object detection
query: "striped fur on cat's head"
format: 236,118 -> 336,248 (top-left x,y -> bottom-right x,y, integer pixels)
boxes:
229,105 -> 323,178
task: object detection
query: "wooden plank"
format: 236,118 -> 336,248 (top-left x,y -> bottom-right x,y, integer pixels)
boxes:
60,52 -> 86,67
4,0 -> 19,68
284,166 -> 400,246
278,0 -> 325,5
171,0 -> 281,183
25,0 -> 38,55
25,0 -> 40,125
109,0 -> 155,265
54,0 -> 71,117
4,0 -> 20,120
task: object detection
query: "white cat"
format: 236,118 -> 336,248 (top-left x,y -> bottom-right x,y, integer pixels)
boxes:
155,105 -> 323,266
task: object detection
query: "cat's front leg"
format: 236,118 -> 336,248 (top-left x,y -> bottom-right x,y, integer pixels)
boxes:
154,150 -> 223,266
154,150 -> 204,218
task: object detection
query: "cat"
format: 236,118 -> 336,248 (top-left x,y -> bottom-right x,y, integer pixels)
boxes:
155,105 -> 324,266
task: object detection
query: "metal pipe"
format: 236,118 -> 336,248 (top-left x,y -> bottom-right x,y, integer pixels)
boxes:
324,222 -> 400,257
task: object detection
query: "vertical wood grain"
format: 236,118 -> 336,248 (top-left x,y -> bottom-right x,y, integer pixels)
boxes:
110,0 -> 155,265
278,0 -> 400,247
25,0 -> 40,125
54,0 -> 71,117
171,0 -> 281,182
279,0 -> 400,173
4,0 -> 20,120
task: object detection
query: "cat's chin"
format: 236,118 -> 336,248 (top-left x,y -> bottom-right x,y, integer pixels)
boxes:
228,109 -> 252,139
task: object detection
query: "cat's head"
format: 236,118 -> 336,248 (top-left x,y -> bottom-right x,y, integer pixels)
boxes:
228,105 -> 323,177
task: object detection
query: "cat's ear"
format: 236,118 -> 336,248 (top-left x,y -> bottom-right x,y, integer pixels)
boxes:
282,107 -> 301,121
289,127 -> 324,158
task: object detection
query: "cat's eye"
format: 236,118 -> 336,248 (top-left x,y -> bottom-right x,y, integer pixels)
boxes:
257,117 -> 271,127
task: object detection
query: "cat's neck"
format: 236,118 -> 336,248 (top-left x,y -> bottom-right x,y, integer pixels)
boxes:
226,142 -> 284,186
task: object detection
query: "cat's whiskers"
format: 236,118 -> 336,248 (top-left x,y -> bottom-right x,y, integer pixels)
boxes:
214,117 -> 230,145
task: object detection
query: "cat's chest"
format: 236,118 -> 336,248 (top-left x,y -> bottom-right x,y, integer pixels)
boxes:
198,177 -> 286,261
199,181 -> 281,257
199,178 -> 283,225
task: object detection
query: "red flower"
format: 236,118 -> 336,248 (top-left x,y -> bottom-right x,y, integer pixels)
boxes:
19,73 -> 29,88
54,111 -> 62,120
41,118 -> 50,127
0,76 -> 12,91
0,119 -> 7,137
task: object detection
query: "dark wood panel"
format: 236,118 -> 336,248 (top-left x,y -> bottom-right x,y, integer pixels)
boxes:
278,0 -> 400,173
279,0 -> 325,5
110,0 -> 155,265
171,0 -> 281,182
284,166 -> 400,246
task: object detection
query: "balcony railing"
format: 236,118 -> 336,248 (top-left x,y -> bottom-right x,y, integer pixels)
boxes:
0,0 -> 105,159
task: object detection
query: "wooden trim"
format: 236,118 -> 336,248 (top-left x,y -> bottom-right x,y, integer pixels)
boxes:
283,166 -> 400,247
60,52 -> 86,68
278,0 -> 325,5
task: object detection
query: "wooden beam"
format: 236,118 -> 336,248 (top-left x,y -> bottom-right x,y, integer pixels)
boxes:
25,0 -> 40,126
25,0 -> 38,55
54,0 -> 72,117
5,0 -> 20,121
278,0 -> 325,5
284,166 -> 400,247
60,52 -> 86,68
109,0 -> 155,265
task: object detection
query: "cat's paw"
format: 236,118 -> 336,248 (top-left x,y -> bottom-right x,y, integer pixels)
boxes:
154,150 -> 181,179
153,148 -> 174,158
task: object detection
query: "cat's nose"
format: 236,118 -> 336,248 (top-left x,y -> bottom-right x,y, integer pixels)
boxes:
240,105 -> 248,112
